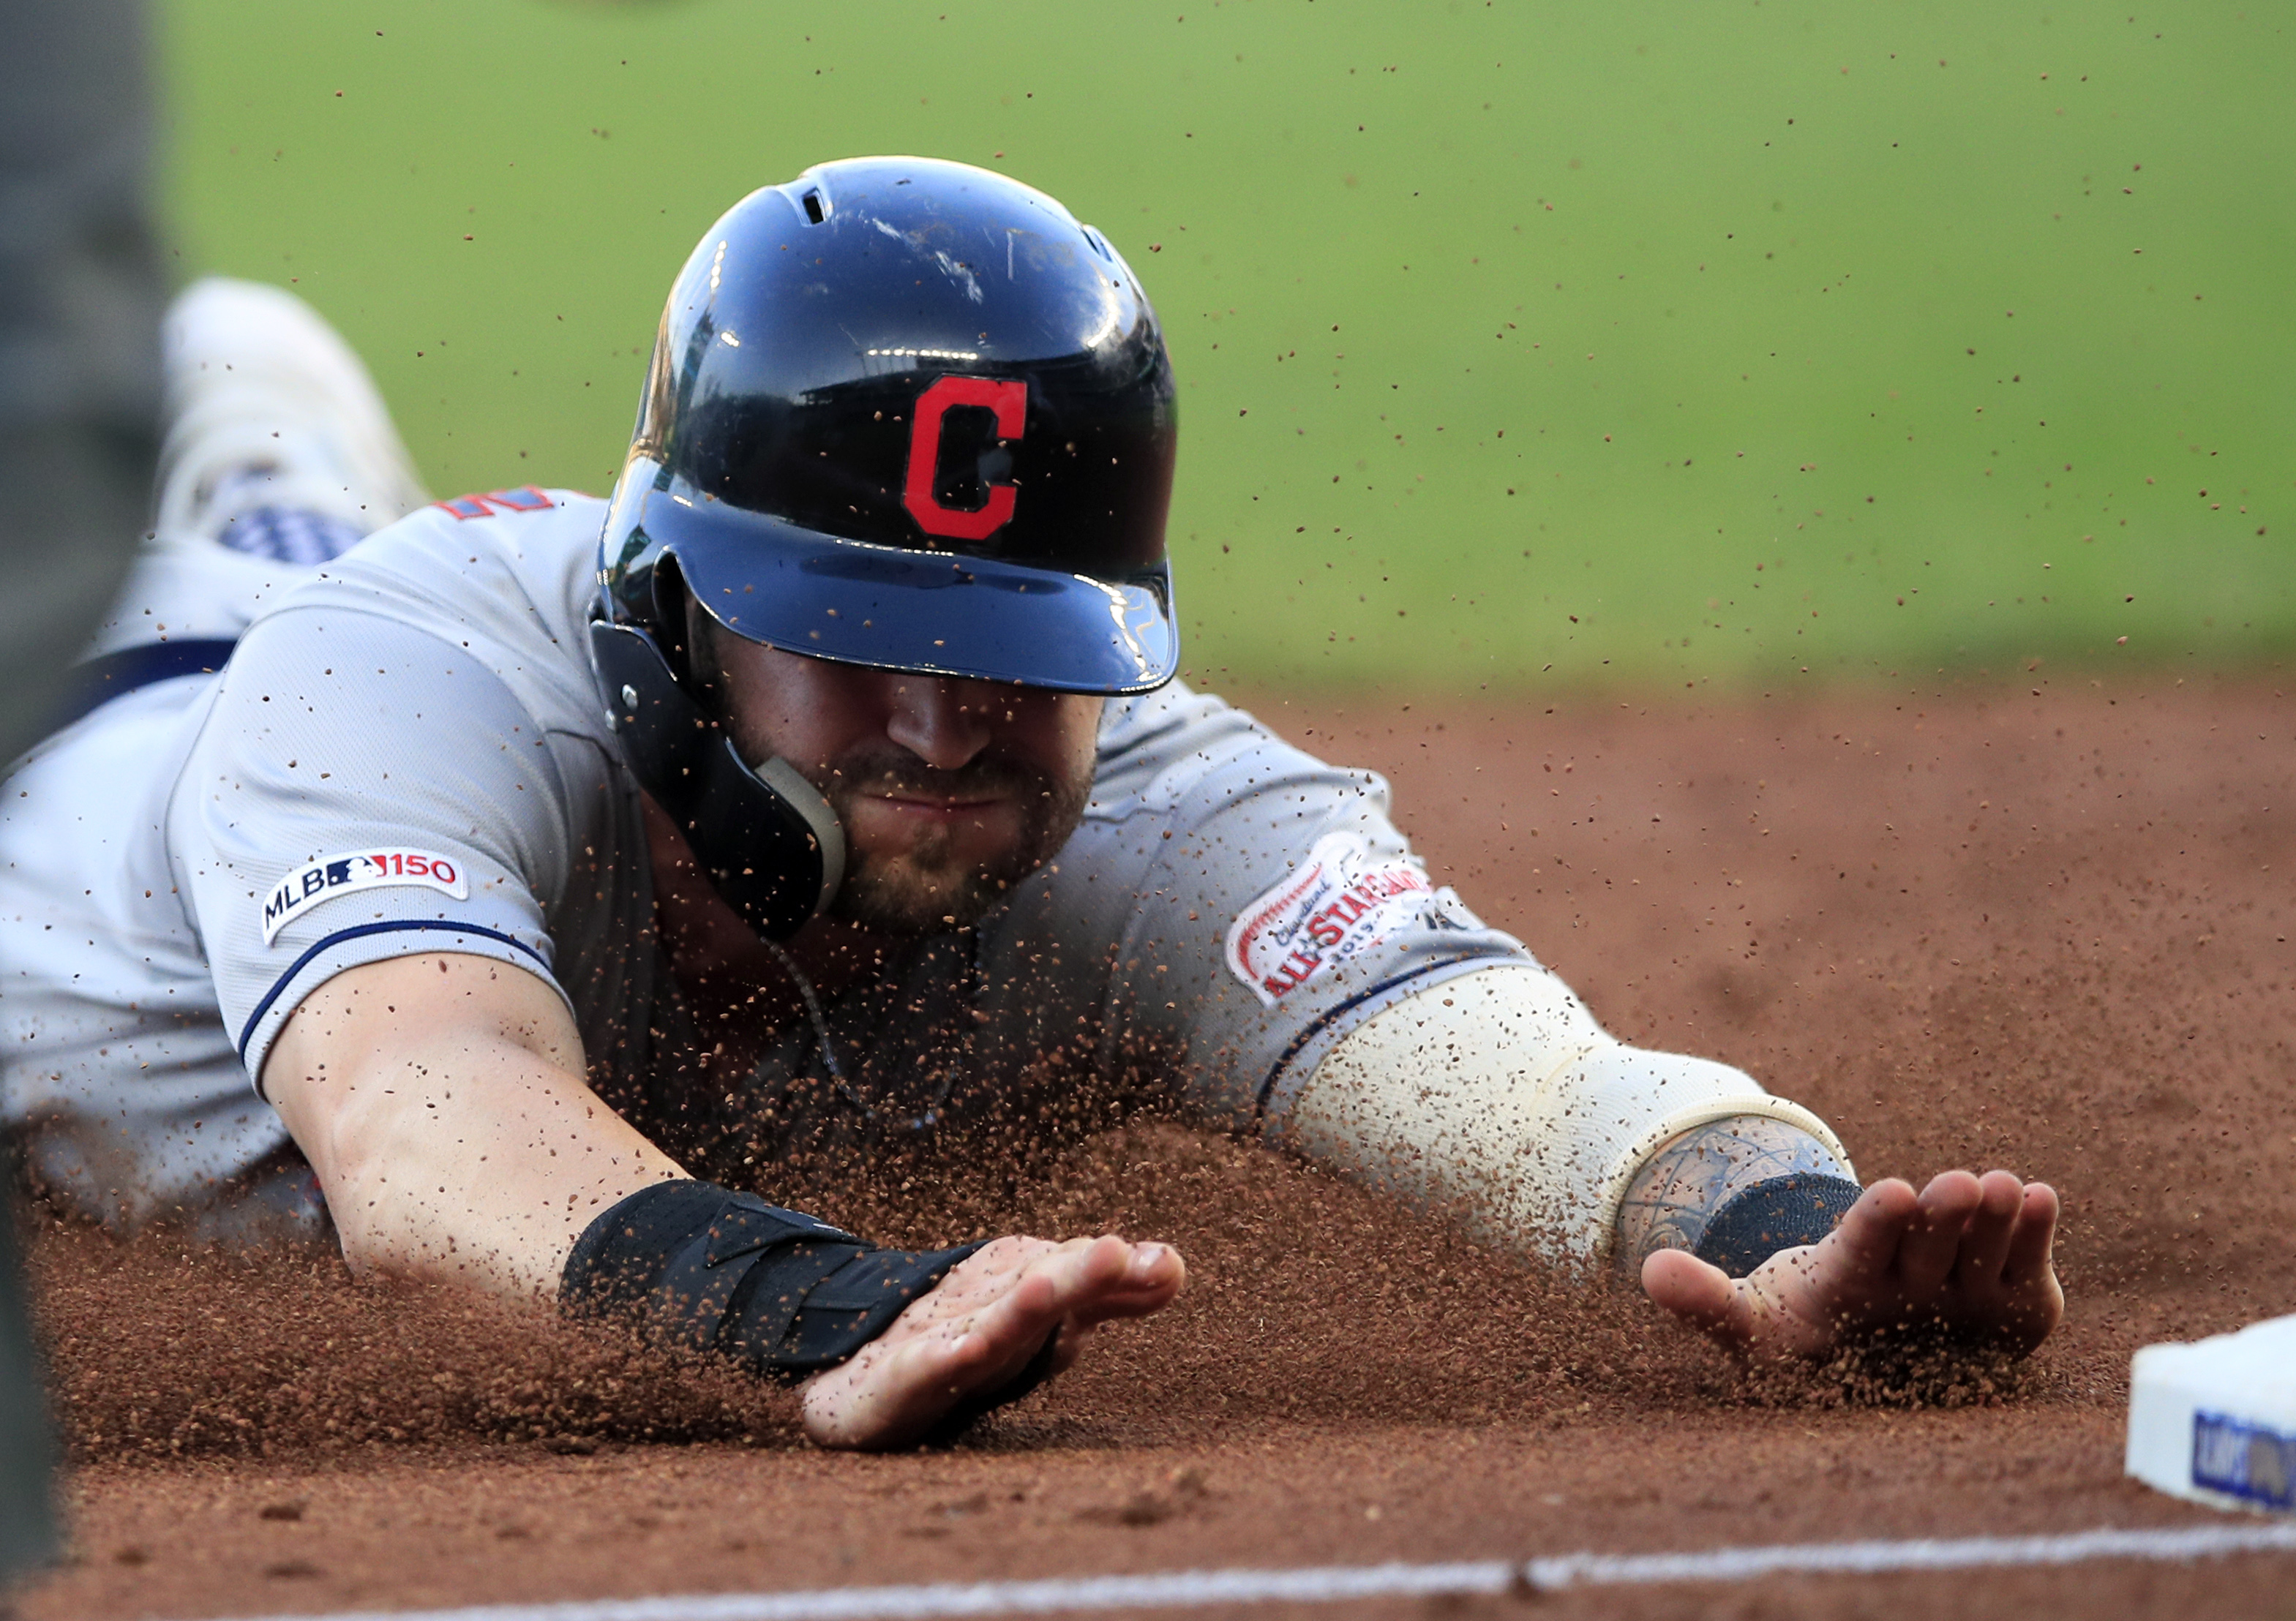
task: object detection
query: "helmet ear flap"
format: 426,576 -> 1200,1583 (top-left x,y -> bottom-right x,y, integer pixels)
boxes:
588,610 -> 846,939
648,552 -> 714,707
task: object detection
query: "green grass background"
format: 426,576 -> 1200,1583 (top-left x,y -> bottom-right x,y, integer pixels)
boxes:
162,1 -> 2295,692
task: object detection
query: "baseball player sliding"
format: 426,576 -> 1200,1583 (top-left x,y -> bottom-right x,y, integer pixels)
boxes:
0,159 -> 2061,1450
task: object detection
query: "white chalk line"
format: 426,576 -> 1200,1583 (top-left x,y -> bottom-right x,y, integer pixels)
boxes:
217,1520 -> 2296,1621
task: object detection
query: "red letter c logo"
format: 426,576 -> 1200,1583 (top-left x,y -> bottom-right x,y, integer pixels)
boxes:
903,375 -> 1027,541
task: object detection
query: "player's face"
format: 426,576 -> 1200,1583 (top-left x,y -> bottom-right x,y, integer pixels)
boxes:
705,628 -> 1102,935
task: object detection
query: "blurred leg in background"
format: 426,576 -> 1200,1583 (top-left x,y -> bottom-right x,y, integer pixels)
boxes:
0,0 -> 165,1583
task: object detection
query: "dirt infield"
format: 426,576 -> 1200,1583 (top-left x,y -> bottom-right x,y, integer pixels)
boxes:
15,674 -> 2296,1620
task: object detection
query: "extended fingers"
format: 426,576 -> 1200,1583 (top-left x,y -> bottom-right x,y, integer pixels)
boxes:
1029,1232 -> 1133,1300
1949,1170 -> 2026,1287
1935,1175 -> 2063,1353
1084,1241 -> 1188,1320
963,1237 -> 1182,1384
1843,1170 -> 2064,1355
1996,1182 -> 2066,1354
946,1266 -> 1064,1361
800,1233 -> 1185,1452
971,1236 -> 1170,1336
1828,1177 -> 1919,1275
1032,1236 -> 1185,1325
2003,1181 -> 2060,1287
1895,1170 -> 1984,1293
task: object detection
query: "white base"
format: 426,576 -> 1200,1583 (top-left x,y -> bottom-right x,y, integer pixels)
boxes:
2126,1313 -> 2296,1515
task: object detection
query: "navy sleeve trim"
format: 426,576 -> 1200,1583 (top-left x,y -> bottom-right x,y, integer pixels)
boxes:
237,919 -> 552,1064
50,637 -> 240,735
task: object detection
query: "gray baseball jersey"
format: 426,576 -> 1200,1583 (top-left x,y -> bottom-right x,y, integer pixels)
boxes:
0,490 -> 1539,1235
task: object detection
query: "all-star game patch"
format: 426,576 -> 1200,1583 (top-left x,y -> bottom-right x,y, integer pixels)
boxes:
1224,830 -> 1458,1007
261,849 -> 472,944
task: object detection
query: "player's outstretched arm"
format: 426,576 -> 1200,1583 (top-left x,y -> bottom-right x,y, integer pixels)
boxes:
266,953 -> 1186,1448
1639,1168 -> 2063,1360
1284,966 -> 2062,1361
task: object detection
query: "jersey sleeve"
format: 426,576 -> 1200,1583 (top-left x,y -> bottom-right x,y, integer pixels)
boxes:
168,603 -> 580,1094
982,681 -> 1542,1129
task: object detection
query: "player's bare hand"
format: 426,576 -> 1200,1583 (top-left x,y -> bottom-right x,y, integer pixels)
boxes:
798,1233 -> 1185,1451
1640,1170 -> 2062,1361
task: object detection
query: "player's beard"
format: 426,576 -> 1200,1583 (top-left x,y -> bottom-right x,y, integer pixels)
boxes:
814,744 -> 1089,936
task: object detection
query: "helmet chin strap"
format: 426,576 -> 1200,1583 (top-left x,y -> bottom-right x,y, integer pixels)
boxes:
588,615 -> 846,941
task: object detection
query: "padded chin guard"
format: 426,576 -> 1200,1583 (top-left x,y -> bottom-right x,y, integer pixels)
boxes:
590,618 -> 844,941
1689,1173 -> 1864,1279
561,1181 -> 983,1377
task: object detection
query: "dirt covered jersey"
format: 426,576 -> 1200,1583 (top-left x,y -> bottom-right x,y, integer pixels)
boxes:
0,491 -> 1539,1230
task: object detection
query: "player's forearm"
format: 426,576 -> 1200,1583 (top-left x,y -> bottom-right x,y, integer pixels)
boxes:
296,1037 -> 681,1297
1278,964 -> 1853,1267
264,955 -> 685,1298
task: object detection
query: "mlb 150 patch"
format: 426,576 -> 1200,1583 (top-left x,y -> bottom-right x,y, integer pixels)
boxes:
261,849 -> 471,944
